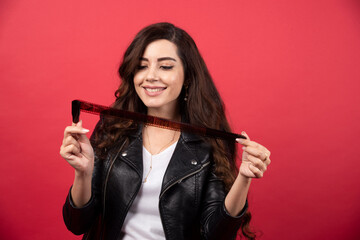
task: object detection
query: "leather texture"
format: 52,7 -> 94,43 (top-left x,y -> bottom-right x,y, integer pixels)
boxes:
63,125 -> 247,240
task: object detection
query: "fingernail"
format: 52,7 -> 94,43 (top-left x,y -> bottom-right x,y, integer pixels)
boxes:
236,138 -> 244,144
242,146 -> 246,150
241,131 -> 246,135
82,128 -> 90,132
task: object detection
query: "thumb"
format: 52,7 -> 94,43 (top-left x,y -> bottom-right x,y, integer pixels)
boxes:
78,132 -> 91,145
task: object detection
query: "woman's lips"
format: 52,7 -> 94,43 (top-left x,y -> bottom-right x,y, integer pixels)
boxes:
143,86 -> 166,96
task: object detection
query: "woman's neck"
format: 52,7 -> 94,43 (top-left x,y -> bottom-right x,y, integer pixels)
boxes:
147,106 -> 181,121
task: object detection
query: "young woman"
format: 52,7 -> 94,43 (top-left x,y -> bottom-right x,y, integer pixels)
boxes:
60,22 -> 271,240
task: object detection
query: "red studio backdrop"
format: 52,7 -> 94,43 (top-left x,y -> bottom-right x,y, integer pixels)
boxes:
0,0 -> 359,239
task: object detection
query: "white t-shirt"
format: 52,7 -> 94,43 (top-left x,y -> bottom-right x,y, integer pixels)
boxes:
121,141 -> 177,240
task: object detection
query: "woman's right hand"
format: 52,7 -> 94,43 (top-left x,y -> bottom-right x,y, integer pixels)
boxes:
60,120 -> 95,177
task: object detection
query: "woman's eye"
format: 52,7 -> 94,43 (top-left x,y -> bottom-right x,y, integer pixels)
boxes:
161,66 -> 174,70
137,65 -> 147,70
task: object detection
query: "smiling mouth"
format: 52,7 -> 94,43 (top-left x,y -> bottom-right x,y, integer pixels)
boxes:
143,87 -> 166,92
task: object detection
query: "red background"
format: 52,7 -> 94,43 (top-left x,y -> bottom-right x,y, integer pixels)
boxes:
1,0 -> 359,239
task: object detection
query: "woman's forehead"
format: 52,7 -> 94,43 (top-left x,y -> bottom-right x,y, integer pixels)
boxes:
142,39 -> 179,60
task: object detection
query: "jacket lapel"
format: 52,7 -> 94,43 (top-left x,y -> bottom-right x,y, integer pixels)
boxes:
118,125 -> 144,177
160,131 -> 206,196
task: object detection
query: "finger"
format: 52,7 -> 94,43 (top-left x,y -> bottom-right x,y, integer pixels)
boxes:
60,144 -> 82,158
64,125 -> 89,137
242,131 -> 250,140
65,144 -> 82,156
250,142 -> 270,157
60,146 -> 73,160
236,131 -> 250,143
237,139 -> 270,157
77,130 -> 91,146
264,157 -> 271,166
246,154 -> 267,172
62,135 -> 81,148
235,132 -> 271,156
74,120 -> 91,144
257,144 -> 270,157
236,132 -> 261,149
62,152 -> 75,161
249,164 -> 263,178
243,146 -> 268,161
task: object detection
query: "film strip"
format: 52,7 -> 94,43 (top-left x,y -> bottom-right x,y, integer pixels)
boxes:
72,100 -> 246,141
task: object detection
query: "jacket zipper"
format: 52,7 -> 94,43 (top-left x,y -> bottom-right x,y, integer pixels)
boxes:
160,161 -> 210,199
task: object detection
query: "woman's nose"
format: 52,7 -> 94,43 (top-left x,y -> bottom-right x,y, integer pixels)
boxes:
145,66 -> 159,82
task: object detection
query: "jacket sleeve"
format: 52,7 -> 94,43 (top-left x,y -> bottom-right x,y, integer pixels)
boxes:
62,121 -> 104,235
200,170 -> 248,240
62,158 -> 103,235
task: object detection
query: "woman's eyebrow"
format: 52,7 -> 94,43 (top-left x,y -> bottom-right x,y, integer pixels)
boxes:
158,57 -> 176,62
140,57 -> 177,62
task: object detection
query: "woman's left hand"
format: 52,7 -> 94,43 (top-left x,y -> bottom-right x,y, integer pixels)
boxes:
236,131 -> 271,178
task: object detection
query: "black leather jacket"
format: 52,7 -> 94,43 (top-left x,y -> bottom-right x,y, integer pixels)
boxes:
63,126 -> 247,240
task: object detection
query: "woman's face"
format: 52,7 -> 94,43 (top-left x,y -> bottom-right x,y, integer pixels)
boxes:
134,39 -> 185,116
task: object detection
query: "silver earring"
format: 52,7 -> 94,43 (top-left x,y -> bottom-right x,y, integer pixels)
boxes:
184,86 -> 188,101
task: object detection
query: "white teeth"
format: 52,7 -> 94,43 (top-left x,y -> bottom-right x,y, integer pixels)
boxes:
145,88 -> 164,92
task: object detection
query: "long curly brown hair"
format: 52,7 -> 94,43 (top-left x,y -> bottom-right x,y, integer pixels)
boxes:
92,22 -> 255,239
